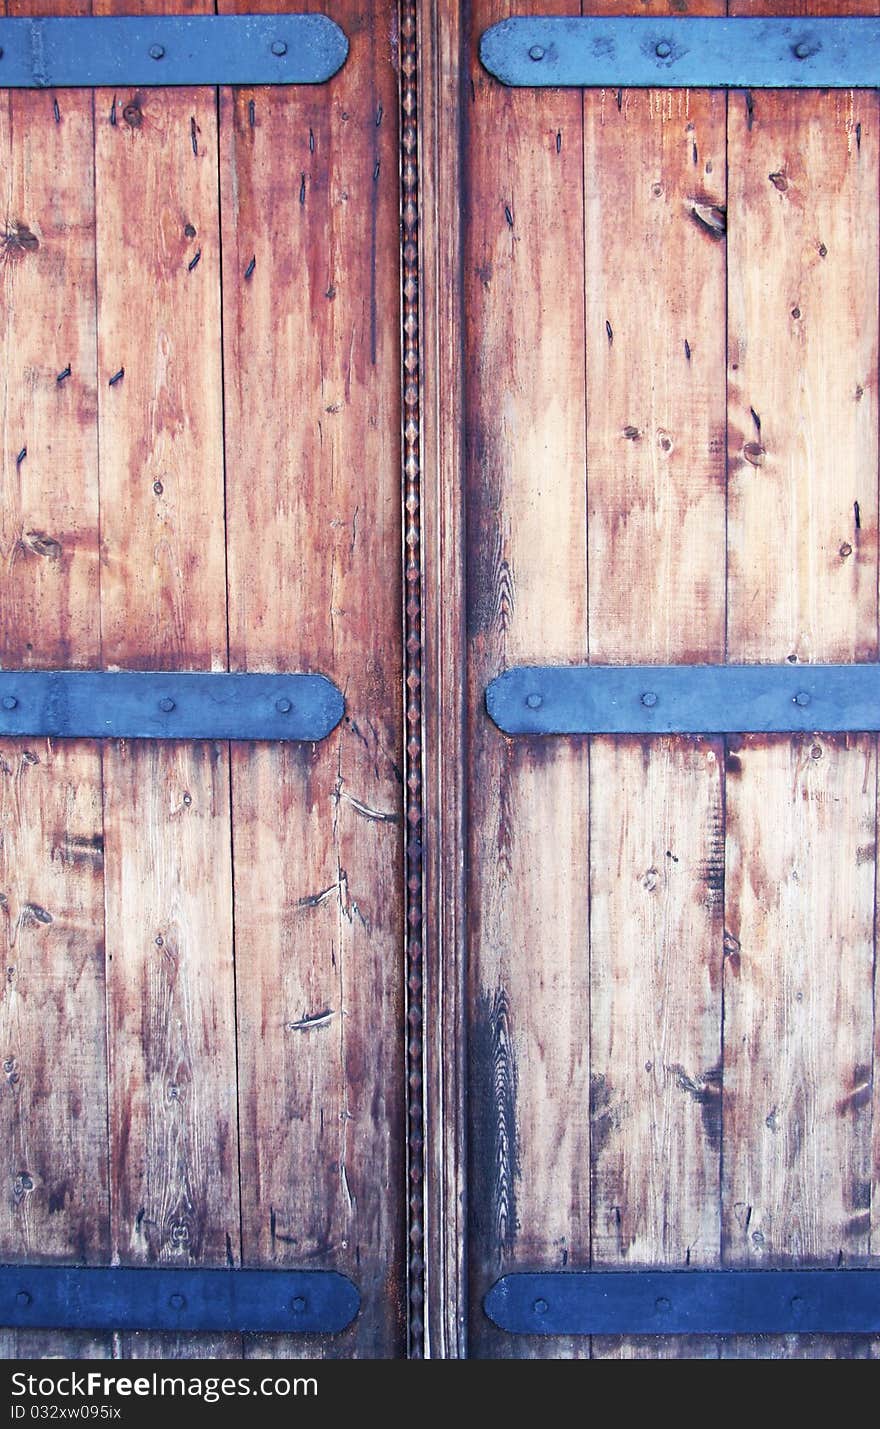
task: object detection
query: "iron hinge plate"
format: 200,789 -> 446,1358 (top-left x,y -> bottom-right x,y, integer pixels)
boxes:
1,1265 -> 359,1335
0,671 -> 344,744
486,664 -> 880,737
0,14 -> 348,88
485,1270 -> 880,1336
480,17 -> 880,89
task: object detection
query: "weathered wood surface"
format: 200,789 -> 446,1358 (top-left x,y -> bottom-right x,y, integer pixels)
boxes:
418,0 -> 469,1359
89,0 -> 241,1364
450,0 -> 880,1361
583,0 -> 727,1363
464,0 -> 590,1361
0,0 -> 111,1364
219,0 -> 405,1359
722,0 -> 880,1363
1,0 -> 404,1362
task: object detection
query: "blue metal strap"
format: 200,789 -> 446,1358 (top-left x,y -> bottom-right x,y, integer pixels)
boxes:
480,17 -> 880,89
1,1265 -> 359,1334
0,14 -> 348,88
0,671 -> 344,743
485,1270 -> 880,1336
486,664 -> 880,737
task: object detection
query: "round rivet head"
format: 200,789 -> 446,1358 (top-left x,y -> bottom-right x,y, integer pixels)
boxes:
533,1298 -> 549,1315
655,40 -> 673,59
794,41 -> 813,60
526,692 -> 543,710
290,1295 -> 307,1314
271,40 -> 288,57
169,1292 -> 186,1310
15,1290 -> 32,1309
1,696 -> 18,711
641,691 -> 658,708
149,44 -> 165,60
793,691 -> 811,707
655,1296 -> 672,1313
528,45 -> 546,61
158,697 -> 175,713
276,697 -> 293,714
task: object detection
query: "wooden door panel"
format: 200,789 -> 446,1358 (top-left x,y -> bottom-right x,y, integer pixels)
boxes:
423,0 -> 880,1359
0,0 -> 404,1360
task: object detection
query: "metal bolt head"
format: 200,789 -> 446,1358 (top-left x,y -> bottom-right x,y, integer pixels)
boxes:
158,697 -> 175,713
655,40 -> 673,59
1,696 -> 18,711
793,691 -> 811,707
149,44 -> 165,61
526,692 -> 543,710
533,1297 -> 549,1315
276,697 -> 293,714
15,1290 -> 32,1308
271,40 -> 288,57
641,691 -> 658,708
793,41 -> 813,60
290,1295 -> 307,1314
655,1296 -> 672,1313
528,45 -> 546,62
168,1292 -> 186,1310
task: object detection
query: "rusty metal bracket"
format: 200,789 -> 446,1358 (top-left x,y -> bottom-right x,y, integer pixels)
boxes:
1,1265 -> 359,1334
485,1269 -> 880,1336
480,16 -> 880,89
486,664 -> 880,737
0,14 -> 348,88
0,670 -> 344,743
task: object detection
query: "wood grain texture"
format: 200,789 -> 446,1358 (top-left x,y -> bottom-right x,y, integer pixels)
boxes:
0,738 -> 108,1263
102,740 -> 238,1255
0,81 -> 99,669
90,0 -> 241,1361
584,84 -> 727,666
219,0 -> 405,1358
582,0 -> 726,1365
725,0 -> 880,1362
0,0 -> 111,1363
418,0 -> 468,1358
589,738 -> 723,1325
727,89 -> 879,665
722,734 -> 876,1362
465,0 -> 590,1361
92,22 -> 226,671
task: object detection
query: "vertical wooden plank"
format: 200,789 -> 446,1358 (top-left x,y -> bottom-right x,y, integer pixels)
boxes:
92,8 -> 226,673
725,0 -> 880,1362
418,0 -> 469,1358
465,0 -> 590,1361
583,0 -> 727,1363
588,736 -> 723,1354
101,740 -> 239,1361
91,0 -> 241,1360
0,0 -> 111,1363
219,0 -> 405,1357
723,735 -> 876,1361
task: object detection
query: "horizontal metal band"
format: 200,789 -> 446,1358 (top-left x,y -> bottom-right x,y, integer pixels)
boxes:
480,17 -> 880,89
485,1270 -> 880,1336
486,664 -> 880,736
0,671 -> 344,743
0,14 -> 348,88
1,1265 -> 359,1334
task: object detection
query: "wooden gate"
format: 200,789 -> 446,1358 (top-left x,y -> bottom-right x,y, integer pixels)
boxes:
421,0 -> 880,1360
2,0 -> 880,1364
1,0 -> 404,1360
